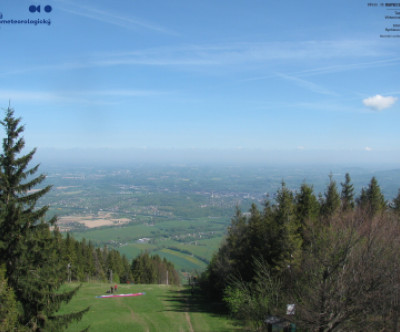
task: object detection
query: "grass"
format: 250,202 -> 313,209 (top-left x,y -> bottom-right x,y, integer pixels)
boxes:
160,248 -> 205,265
68,218 -> 228,274
118,243 -> 211,277
58,282 -> 241,332
155,250 -> 207,272
69,218 -> 228,245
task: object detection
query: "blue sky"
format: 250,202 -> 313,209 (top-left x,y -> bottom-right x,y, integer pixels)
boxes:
0,0 -> 399,164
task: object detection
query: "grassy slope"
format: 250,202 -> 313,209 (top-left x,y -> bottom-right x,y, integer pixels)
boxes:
58,282 -> 241,332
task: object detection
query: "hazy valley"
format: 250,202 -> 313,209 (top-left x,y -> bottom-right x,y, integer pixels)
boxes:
38,163 -> 400,274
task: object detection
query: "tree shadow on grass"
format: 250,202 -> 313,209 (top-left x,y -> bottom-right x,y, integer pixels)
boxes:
161,286 -> 244,331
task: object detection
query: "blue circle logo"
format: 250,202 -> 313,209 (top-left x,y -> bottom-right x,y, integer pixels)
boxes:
44,5 -> 52,13
29,5 -> 41,13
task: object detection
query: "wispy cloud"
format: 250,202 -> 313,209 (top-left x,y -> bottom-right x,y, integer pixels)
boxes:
293,58 -> 400,77
0,89 -> 167,104
0,39 -> 393,78
0,90 -> 69,103
93,39 -> 387,67
55,0 -> 177,35
242,57 -> 400,83
86,89 -> 166,97
0,62 -> 89,78
276,73 -> 337,96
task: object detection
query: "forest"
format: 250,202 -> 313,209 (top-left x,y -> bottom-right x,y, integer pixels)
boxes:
200,174 -> 400,331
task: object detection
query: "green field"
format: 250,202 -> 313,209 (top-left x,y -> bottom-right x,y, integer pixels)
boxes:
46,165 -> 400,277
58,282 -> 241,332
70,218 -> 226,274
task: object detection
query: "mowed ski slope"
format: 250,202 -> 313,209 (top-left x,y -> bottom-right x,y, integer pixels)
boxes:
58,283 -> 240,332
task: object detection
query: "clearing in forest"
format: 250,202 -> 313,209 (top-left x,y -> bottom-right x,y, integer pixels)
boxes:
58,282 -> 241,332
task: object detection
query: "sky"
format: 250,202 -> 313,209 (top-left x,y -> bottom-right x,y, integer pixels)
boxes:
0,0 -> 399,165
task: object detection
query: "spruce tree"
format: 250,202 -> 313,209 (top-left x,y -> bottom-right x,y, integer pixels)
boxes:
0,265 -> 19,331
273,181 -> 302,266
341,173 -> 355,212
0,108 -> 52,277
248,203 -> 269,266
392,189 -> 400,216
295,183 -> 319,243
320,174 -> 341,218
0,108 -> 88,330
358,177 -> 386,215
368,177 -> 386,215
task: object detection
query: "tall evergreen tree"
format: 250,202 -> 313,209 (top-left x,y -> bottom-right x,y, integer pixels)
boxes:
224,207 -> 251,280
358,177 -> 386,215
392,189 -> 400,216
340,173 -> 355,212
295,183 -> 319,244
131,252 -> 155,284
85,241 -> 95,281
200,208 -> 248,300
120,255 -> 132,283
320,174 -> 341,218
273,182 -> 302,266
248,202 -> 271,266
94,247 -> 106,280
0,108 -> 87,330
131,252 -> 180,285
0,108 -> 52,278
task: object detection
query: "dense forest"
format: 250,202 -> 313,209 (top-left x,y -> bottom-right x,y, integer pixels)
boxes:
200,173 -> 400,331
54,233 -> 180,286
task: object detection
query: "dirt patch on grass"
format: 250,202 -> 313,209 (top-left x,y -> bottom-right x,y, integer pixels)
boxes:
185,312 -> 194,332
57,211 -> 131,230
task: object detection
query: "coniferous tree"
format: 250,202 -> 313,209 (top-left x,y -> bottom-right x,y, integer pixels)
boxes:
320,174 -> 341,218
0,108 -> 52,279
223,207 -> 251,280
131,252 -> 154,284
358,177 -> 386,215
74,241 -> 85,281
358,187 -> 367,209
94,247 -> 106,280
340,173 -> 355,212
107,249 -> 124,283
120,255 -> 132,283
247,202 -> 273,268
295,183 -> 319,244
64,232 -> 78,280
0,108 -> 88,330
392,189 -> 400,216
130,252 -> 179,285
369,177 -> 386,214
0,265 -> 19,331
84,241 -> 95,281
274,182 -> 302,265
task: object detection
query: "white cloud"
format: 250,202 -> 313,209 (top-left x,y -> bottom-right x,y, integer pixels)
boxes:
362,94 -> 398,111
364,147 -> 372,151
